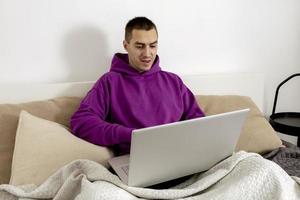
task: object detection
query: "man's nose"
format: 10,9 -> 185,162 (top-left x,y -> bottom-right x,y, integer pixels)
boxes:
143,46 -> 151,56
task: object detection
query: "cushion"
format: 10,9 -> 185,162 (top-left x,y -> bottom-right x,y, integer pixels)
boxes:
9,111 -> 113,186
0,97 -> 84,184
196,95 -> 283,154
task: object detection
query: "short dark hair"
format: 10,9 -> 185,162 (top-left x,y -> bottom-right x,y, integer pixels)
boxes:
125,17 -> 157,42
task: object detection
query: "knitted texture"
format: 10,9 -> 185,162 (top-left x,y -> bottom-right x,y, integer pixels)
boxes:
1,152 -> 299,200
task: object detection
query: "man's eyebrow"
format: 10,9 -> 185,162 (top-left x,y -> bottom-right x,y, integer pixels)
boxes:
150,41 -> 158,45
134,42 -> 145,45
134,41 -> 158,45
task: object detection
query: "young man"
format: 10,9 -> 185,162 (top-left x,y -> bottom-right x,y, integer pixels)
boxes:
70,17 -> 205,155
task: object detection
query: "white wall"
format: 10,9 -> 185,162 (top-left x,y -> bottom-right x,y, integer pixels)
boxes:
1,0 -> 300,117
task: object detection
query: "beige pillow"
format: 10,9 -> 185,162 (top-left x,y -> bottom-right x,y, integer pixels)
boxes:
196,95 -> 283,154
0,97 -> 82,184
9,111 -> 114,186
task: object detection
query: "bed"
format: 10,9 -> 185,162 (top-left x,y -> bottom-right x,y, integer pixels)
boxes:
0,73 -> 299,199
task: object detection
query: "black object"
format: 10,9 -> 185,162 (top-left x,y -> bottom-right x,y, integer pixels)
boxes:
269,73 -> 300,147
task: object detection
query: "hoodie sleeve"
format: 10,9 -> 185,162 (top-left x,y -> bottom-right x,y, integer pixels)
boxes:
70,77 -> 134,146
179,79 -> 205,120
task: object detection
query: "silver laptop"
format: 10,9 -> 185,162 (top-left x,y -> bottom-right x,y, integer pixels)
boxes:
108,108 -> 249,187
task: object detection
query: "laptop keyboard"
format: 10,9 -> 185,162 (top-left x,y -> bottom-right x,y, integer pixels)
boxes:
121,165 -> 129,175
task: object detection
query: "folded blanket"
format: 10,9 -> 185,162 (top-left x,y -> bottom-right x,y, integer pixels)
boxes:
1,151 -> 299,200
264,140 -> 300,177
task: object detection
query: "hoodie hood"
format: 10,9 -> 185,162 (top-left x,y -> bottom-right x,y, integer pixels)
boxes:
110,53 -> 161,76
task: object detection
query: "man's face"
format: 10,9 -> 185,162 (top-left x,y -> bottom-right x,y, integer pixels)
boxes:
123,28 -> 158,73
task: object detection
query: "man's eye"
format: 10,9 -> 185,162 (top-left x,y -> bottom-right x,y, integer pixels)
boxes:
136,46 -> 143,49
150,45 -> 157,48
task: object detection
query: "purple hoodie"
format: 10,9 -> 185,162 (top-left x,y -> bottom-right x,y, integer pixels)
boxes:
70,53 -> 205,155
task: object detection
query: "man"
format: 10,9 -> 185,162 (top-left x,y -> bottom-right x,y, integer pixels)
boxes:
71,17 -> 205,155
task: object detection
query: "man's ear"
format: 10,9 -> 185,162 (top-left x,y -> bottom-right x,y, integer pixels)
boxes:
123,40 -> 128,51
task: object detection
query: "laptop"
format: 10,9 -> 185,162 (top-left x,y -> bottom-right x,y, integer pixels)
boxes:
108,108 -> 249,187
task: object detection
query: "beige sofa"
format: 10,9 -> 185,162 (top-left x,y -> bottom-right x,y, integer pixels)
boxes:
0,95 -> 282,186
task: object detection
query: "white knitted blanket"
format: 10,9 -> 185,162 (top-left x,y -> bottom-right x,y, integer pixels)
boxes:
1,152 -> 299,200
